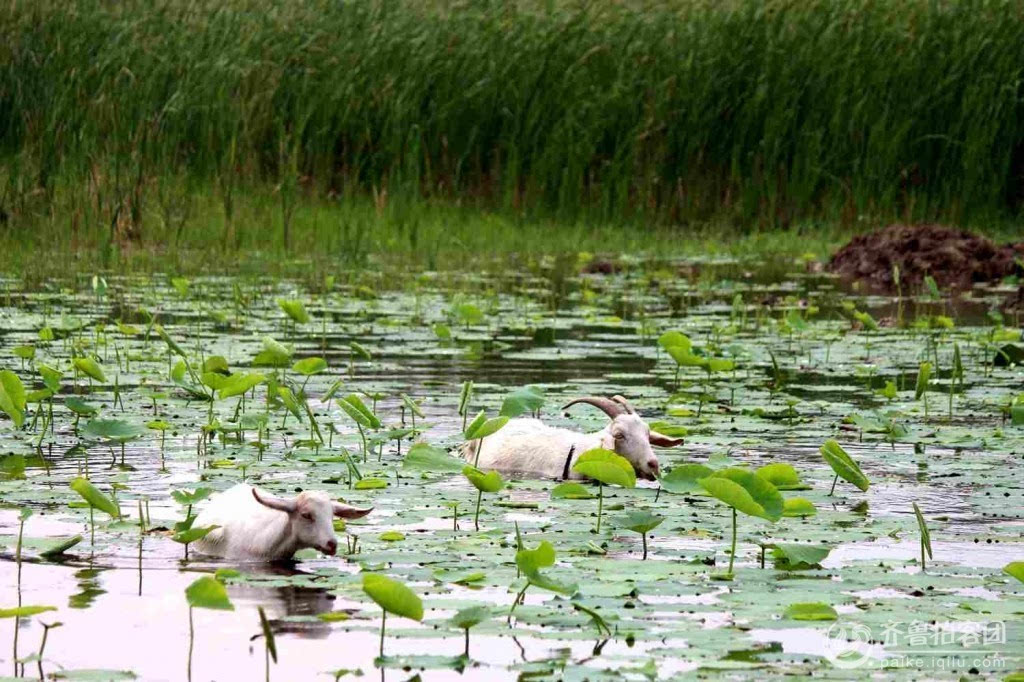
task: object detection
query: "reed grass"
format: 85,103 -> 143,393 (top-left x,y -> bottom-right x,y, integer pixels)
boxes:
1,0 -> 1022,253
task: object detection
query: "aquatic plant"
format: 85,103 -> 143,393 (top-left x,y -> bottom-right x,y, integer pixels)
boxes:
915,361 -> 932,419
81,419 -> 145,466
820,439 -> 870,495
615,510 -> 663,560
499,386 -> 545,418
509,539 -> 577,623
257,606 -> 277,680
69,477 -> 120,546
185,576 -> 234,681
949,342 -> 964,419
0,370 -> 27,428
361,573 -> 423,658
458,381 -> 474,431
171,488 -> 216,560
449,606 -> 491,658
912,502 -> 934,571
337,394 -> 380,463
571,448 -> 636,533
464,410 -> 508,467
15,507 -> 30,566
461,465 -> 504,532
0,258 -> 1021,678
698,467 -> 783,579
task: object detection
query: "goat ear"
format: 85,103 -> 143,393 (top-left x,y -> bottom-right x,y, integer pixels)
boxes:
252,487 -> 296,513
649,431 -> 684,448
333,502 -> 373,519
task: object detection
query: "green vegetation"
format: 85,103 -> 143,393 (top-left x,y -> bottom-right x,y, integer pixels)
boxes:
2,0 -> 1023,271
1,264 -> 1023,678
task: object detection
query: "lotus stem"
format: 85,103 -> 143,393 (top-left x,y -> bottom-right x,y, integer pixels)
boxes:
508,583 -> 530,624
472,436 -> 484,467
727,507 -> 737,575
473,490 -> 482,531
15,516 -> 25,567
37,623 -> 54,679
187,607 -> 194,682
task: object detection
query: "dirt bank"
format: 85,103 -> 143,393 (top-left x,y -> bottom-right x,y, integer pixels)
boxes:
828,224 -> 1024,292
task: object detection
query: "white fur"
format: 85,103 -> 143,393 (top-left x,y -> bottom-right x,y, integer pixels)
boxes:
192,484 -> 367,561
463,415 -> 663,480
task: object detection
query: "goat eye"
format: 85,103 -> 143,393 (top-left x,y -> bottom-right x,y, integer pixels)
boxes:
301,512 -> 314,522
613,432 -> 625,440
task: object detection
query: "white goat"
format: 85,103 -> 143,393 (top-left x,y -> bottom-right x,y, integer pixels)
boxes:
192,484 -> 371,561
462,395 -> 682,481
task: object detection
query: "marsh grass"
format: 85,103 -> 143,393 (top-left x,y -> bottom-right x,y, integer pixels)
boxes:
2,0 -> 1023,261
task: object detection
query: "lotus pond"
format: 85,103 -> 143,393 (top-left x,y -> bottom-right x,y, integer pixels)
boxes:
0,260 -> 1022,681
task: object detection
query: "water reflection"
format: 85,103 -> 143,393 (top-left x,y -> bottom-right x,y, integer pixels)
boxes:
69,567 -> 107,608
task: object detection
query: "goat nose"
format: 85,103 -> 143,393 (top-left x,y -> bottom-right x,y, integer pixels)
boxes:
324,539 -> 338,555
649,460 -> 660,475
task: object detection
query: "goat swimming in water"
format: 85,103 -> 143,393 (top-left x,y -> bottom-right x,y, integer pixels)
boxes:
462,395 -> 682,481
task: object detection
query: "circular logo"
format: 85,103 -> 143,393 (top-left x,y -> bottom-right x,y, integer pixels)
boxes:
824,622 -> 873,669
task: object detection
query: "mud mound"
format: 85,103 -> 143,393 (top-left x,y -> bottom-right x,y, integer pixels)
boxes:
828,224 -> 1024,291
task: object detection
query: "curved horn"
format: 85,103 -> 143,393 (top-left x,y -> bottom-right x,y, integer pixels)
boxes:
611,395 -> 637,414
649,431 -> 684,448
561,396 -> 624,419
333,502 -> 373,519
252,487 -> 296,513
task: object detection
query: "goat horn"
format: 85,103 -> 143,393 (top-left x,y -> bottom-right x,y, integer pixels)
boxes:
252,487 -> 296,513
562,396 -> 625,419
649,431 -> 684,447
611,395 -> 637,414
333,501 -> 373,519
